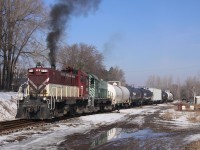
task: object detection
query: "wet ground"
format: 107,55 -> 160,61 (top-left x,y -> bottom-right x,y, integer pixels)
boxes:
57,105 -> 200,150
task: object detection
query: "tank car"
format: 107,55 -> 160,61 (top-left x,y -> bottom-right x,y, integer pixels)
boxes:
107,83 -> 130,109
162,90 -> 173,102
166,91 -> 173,102
126,86 -> 142,106
139,88 -> 153,105
107,83 -> 122,108
162,91 -> 168,102
119,86 -> 130,108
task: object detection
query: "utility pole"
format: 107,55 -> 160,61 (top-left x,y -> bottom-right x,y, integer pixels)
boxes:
193,87 -> 196,104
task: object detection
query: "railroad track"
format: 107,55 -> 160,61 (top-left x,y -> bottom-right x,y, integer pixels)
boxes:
0,115 -> 84,135
0,111 -> 112,135
0,119 -> 47,135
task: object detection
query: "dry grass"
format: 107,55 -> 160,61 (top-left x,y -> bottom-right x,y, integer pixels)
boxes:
160,111 -> 174,121
14,136 -> 27,141
52,124 -> 60,128
187,112 -> 200,123
194,104 -> 200,111
184,140 -> 200,150
35,126 -> 49,131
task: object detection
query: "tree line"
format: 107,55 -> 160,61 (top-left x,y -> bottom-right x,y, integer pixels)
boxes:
146,75 -> 200,100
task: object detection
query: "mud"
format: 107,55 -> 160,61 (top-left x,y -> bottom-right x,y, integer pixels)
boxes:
57,104 -> 200,150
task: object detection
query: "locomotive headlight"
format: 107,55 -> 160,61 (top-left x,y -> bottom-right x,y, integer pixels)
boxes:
41,69 -> 48,73
29,69 -> 34,73
43,97 -> 46,101
20,97 -> 23,100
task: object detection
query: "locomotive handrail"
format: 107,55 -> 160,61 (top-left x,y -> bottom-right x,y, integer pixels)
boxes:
17,96 -> 19,108
17,82 -> 29,108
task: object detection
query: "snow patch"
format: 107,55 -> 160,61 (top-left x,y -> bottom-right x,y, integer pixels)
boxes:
80,113 -> 125,125
129,116 -> 145,126
184,134 -> 200,143
0,92 -> 18,121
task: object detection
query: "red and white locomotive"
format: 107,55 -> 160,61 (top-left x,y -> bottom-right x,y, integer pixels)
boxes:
16,63 -> 98,119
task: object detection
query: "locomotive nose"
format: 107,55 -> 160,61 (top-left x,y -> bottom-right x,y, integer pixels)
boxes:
28,107 -> 34,113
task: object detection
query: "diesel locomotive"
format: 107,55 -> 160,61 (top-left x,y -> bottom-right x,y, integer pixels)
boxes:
16,63 -> 173,120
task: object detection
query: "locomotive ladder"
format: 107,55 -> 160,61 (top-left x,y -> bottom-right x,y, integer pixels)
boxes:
88,97 -> 94,107
49,87 -> 56,110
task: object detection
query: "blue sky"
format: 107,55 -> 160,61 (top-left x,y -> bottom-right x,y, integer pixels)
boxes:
44,0 -> 200,86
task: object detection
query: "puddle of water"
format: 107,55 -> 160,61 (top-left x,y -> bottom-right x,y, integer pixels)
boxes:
120,128 -> 168,140
90,128 -> 169,149
90,128 -> 121,149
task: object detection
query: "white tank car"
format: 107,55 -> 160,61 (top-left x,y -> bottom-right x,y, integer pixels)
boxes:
107,83 -> 122,105
166,90 -> 173,101
118,86 -> 130,103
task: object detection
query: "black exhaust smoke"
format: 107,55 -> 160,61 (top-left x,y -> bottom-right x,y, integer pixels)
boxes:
46,0 -> 101,66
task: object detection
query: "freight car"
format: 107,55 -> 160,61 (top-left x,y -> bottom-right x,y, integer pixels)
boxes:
147,88 -> 162,104
162,90 -> 173,102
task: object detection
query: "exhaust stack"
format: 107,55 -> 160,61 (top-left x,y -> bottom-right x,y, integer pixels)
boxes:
51,64 -> 56,70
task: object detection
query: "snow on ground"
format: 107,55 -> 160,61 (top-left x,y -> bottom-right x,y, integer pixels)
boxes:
120,105 -> 159,115
80,113 -> 125,126
0,92 -> 18,121
0,112 -> 130,149
1,93 -> 200,148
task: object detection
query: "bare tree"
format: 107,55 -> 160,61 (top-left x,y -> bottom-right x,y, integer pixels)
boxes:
0,0 -> 47,90
181,76 -> 200,100
105,66 -> 126,85
12,61 -> 28,91
58,43 -> 105,76
146,75 -> 173,90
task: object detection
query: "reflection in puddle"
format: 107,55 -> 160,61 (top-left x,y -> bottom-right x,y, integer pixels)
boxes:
90,128 -> 169,149
90,128 -> 122,149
